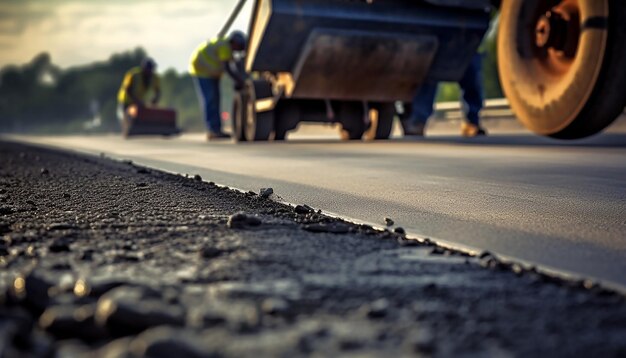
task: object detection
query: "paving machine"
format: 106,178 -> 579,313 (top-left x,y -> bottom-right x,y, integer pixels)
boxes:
232,0 -> 626,141
122,106 -> 180,138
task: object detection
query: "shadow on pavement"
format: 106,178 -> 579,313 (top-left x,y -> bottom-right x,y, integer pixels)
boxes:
404,133 -> 626,148
272,134 -> 626,148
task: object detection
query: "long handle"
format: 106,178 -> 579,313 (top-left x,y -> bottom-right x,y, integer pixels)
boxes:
218,0 -> 249,38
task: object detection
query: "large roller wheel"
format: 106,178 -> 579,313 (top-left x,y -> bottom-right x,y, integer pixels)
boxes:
338,101 -> 366,140
371,103 -> 395,140
498,0 -> 626,139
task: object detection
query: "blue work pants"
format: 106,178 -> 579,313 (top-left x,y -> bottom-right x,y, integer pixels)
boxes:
193,76 -> 222,133
411,53 -> 484,126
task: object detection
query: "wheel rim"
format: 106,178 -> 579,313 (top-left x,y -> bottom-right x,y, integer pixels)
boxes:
498,0 -> 608,135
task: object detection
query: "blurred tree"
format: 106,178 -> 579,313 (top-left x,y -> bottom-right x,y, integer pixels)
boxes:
0,48 -> 206,133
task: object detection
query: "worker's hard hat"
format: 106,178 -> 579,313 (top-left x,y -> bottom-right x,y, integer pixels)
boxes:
229,31 -> 247,50
141,58 -> 156,71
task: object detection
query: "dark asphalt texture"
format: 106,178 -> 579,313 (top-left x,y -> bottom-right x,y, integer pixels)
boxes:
0,141 -> 625,357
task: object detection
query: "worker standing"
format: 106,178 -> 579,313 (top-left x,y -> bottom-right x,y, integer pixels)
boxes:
402,13 -> 500,138
117,58 -> 161,128
189,31 -> 247,140
403,53 -> 487,137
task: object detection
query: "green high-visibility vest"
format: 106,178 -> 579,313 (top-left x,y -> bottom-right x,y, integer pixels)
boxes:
189,38 -> 233,78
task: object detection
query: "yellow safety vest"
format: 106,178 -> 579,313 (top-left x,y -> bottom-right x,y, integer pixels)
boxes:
117,67 -> 160,106
189,38 -> 233,78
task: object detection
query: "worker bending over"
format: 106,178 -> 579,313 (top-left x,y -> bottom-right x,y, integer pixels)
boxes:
189,31 -> 247,140
117,58 -> 161,127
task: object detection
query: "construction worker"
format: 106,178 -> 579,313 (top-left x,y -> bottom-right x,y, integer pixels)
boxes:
117,58 -> 161,126
189,31 -> 247,140
403,53 -> 487,137
403,14 -> 499,138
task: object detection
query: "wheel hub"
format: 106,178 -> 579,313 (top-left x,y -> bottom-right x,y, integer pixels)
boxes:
534,1 -> 581,60
535,11 -> 568,50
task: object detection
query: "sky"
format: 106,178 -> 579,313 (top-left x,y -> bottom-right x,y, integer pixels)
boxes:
0,0 -> 253,72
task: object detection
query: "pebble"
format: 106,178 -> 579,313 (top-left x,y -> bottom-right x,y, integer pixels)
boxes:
394,227 -> 405,234
186,307 -> 227,328
430,247 -> 446,256
338,338 -> 364,351
47,223 -> 78,231
193,174 -> 202,181
294,204 -> 314,214
303,223 -> 350,234
384,217 -> 394,226
95,286 -> 185,335
363,298 -> 390,319
80,249 -> 95,261
227,212 -> 262,229
230,305 -> 261,333
74,278 -> 133,298
259,187 -> 274,198
49,237 -> 72,253
199,246 -> 228,259
0,243 -> 8,256
261,297 -> 290,315
398,238 -> 420,247
40,168 -> 49,175
131,327 -> 212,358
93,337 -> 134,357
410,328 -> 436,354
11,271 -> 55,313
38,304 -> 105,341
0,307 -> 35,346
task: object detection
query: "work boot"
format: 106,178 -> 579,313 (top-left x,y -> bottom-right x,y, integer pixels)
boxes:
402,121 -> 425,136
207,132 -> 231,140
461,123 -> 487,137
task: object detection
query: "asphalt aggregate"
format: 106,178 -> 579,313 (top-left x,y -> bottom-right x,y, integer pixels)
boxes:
1,141 -> 625,357
14,131 -> 626,288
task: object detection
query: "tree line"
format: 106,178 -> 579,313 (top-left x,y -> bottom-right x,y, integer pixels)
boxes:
0,48 -> 213,133
0,40 -> 501,134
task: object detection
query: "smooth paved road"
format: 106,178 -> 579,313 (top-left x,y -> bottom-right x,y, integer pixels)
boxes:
10,122 -> 626,290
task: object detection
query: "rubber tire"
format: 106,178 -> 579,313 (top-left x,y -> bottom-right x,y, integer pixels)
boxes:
245,110 -> 274,141
338,101 -> 366,140
274,130 -> 287,141
498,0 -> 626,139
372,103 -> 395,140
232,92 -> 247,142
273,101 -> 300,141
243,80 -> 274,141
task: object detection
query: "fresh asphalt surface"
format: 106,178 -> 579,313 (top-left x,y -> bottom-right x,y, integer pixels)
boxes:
10,120 -> 626,289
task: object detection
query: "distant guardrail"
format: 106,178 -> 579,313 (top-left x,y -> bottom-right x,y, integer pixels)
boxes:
433,98 -> 514,120
434,99 -> 626,121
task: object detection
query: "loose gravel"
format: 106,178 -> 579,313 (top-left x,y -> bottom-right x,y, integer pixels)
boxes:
0,140 -> 625,357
